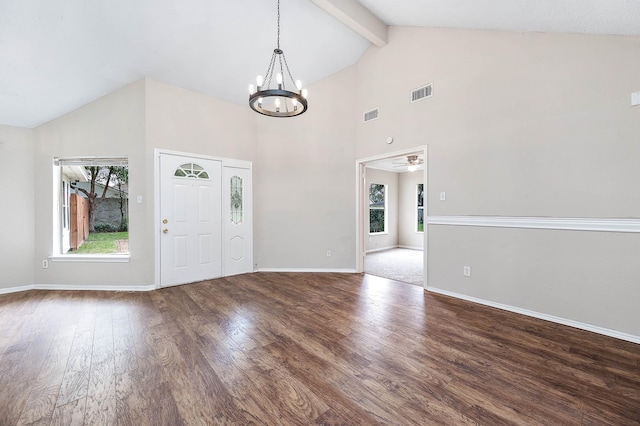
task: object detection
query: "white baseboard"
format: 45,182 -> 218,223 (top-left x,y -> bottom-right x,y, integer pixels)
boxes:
257,268 -> 357,273
397,245 -> 423,251
427,286 -> 640,345
37,284 -> 157,292
0,284 -> 35,295
0,283 -> 156,295
365,245 -> 398,253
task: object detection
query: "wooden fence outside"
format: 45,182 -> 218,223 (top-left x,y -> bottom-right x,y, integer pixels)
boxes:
70,194 -> 89,250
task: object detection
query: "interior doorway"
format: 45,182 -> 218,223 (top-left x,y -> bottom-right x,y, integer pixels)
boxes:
356,147 -> 427,288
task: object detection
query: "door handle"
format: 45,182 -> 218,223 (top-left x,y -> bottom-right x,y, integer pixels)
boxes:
162,228 -> 168,234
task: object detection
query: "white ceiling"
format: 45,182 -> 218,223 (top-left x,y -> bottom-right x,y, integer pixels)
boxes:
359,0 -> 640,35
1,0 -> 638,128
366,153 -> 424,173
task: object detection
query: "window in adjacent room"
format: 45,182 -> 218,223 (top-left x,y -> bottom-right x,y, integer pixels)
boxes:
417,183 -> 424,232
369,183 -> 386,233
54,157 -> 129,256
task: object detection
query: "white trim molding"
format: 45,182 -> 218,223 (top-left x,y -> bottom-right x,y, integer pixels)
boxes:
427,216 -> 640,233
365,245 -> 397,254
427,287 -> 640,345
36,284 -> 156,292
257,268 -> 357,274
0,284 -> 36,295
398,245 -> 423,251
50,254 -> 130,263
0,283 -> 156,295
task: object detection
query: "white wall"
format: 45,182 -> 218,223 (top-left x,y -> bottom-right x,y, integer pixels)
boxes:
144,79 -> 256,161
144,78 -> 258,276
355,26 -> 640,337
25,78 -> 258,289
0,125 -> 35,290
253,67 -> 358,271
3,25 -> 639,339
398,170 -> 424,249
429,226 -> 640,335
365,168 -> 398,251
33,80 -> 149,287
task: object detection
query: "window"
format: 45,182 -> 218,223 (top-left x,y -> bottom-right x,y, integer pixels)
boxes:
417,183 -> 424,232
54,157 -> 129,256
174,163 -> 209,179
369,183 -> 386,233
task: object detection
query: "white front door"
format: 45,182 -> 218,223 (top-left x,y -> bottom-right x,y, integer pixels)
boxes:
222,166 -> 253,276
160,153 -> 222,287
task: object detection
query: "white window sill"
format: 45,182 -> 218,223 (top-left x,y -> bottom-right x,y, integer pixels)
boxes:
50,254 -> 130,263
369,232 -> 388,236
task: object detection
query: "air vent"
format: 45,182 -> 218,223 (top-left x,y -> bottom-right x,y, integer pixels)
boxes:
411,83 -> 433,103
363,108 -> 379,123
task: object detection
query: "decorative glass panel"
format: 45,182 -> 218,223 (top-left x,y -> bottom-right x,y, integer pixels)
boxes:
174,163 -> 210,179
230,176 -> 243,225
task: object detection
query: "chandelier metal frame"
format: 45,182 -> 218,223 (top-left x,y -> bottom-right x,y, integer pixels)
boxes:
248,0 -> 308,117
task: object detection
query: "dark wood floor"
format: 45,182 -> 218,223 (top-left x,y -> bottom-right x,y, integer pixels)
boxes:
0,273 -> 638,425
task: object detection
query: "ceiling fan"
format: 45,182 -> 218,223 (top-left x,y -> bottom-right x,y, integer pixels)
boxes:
393,155 -> 423,172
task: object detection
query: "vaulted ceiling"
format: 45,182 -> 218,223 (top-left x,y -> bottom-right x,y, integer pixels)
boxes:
1,0 -> 638,128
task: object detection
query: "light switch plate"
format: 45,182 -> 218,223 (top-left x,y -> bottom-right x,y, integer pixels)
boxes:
632,91 -> 640,106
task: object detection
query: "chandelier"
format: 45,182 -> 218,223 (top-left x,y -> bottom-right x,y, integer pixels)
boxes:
248,0 -> 308,117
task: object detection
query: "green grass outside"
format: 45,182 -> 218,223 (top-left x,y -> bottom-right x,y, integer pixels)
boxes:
74,232 -> 128,254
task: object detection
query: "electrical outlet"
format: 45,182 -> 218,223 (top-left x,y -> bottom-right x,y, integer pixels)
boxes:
440,192 -> 446,201
42,259 -> 49,269
463,266 -> 471,277
326,250 -> 332,257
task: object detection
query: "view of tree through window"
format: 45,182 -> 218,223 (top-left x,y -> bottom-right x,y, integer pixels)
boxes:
369,183 -> 386,233
55,157 -> 129,255
417,183 -> 424,232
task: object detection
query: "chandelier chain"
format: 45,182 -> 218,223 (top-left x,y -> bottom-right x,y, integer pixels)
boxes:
281,54 -> 296,90
276,0 -> 281,49
248,0 -> 308,117
264,51 -> 277,89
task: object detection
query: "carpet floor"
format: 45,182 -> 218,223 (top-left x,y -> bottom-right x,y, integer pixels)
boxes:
364,248 -> 424,286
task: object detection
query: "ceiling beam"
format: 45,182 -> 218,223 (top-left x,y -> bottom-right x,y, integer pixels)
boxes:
311,0 -> 388,47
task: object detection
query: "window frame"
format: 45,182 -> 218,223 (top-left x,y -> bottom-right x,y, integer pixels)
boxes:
51,157 -> 130,262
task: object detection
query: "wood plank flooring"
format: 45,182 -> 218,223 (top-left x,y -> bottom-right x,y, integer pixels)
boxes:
0,272 -> 638,425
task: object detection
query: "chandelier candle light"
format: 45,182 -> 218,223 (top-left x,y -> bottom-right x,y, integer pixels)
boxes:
248,0 -> 308,117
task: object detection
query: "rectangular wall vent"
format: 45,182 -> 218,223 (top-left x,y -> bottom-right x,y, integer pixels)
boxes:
411,83 -> 433,103
363,108 -> 379,123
